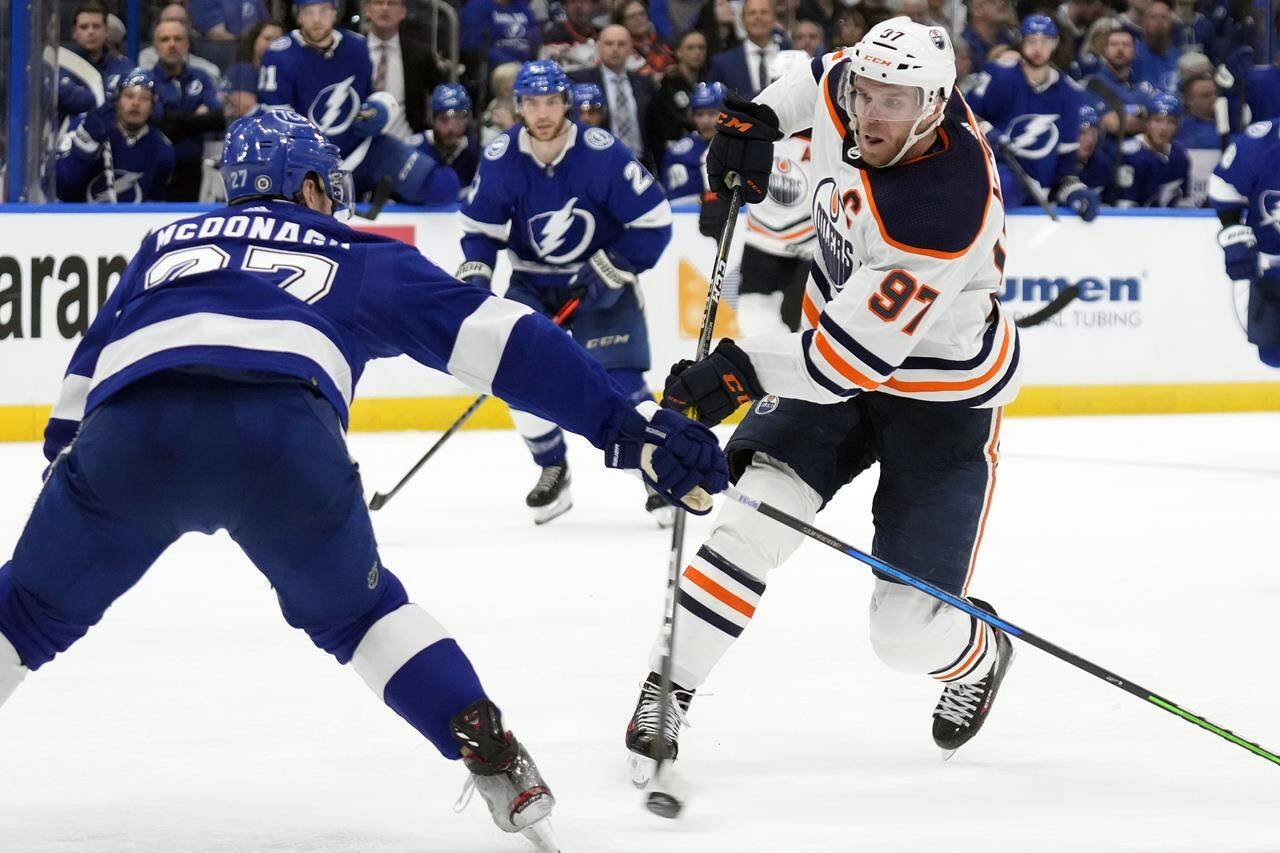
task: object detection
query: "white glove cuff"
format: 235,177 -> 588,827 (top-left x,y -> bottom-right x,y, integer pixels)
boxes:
455,261 -> 493,283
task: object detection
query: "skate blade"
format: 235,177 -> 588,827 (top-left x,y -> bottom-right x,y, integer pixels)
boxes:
627,752 -> 656,789
939,748 -> 957,762
532,495 -> 573,525
519,817 -> 560,852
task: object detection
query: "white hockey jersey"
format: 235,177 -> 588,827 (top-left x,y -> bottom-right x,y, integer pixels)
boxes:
736,50 -> 1022,408
744,135 -> 817,259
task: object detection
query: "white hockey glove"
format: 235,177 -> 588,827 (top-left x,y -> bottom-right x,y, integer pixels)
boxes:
455,261 -> 493,289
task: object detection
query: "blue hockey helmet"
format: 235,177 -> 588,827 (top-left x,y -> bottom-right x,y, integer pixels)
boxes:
116,67 -> 157,95
1147,91 -> 1182,119
220,109 -> 352,213
514,60 -> 570,100
571,82 -> 604,112
431,83 -> 472,117
689,81 -> 726,111
1078,103 -> 1101,129
1020,14 -> 1059,39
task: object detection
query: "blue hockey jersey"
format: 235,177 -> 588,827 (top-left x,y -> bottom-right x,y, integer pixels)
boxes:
153,62 -> 223,164
460,123 -> 673,288
407,130 -> 480,192
44,199 -> 640,463
1245,66 -> 1280,124
258,30 -> 374,157
1114,135 -> 1191,207
661,132 -> 707,201
1078,147 -> 1115,196
56,117 -> 176,203
1210,119 -> 1280,271
459,0 -> 541,68
967,62 -> 1084,192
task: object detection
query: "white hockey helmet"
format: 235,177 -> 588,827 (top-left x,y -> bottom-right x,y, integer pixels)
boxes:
841,17 -> 957,167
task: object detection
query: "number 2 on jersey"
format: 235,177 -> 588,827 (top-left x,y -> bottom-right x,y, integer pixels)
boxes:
867,270 -> 939,335
145,245 -> 338,304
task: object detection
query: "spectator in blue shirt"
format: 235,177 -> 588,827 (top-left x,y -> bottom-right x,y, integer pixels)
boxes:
68,1 -> 133,94
190,0 -> 269,40
222,20 -> 285,119
460,0 -> 542,79
150,18 -> 226,200
1086,26 -> 1153,135
1134,0 -> 1180,93
1176,72 -> 1222,205
961,0 -> 1017,65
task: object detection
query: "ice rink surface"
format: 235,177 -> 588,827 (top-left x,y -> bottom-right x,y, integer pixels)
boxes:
1,412 -> 1278,853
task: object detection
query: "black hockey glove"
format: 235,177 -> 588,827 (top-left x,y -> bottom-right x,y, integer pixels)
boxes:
706,95 -> 783,205
662,339 -> 765,427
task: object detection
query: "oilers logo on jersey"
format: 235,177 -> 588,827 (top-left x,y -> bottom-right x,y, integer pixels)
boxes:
768,157 -> 809,205
310,75 -> 362,135
528,197 -> 597,263
1004,113 -> 1061,160
810,177 -> 857,289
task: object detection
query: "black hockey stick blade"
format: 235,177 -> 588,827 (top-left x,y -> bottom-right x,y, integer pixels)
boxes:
722,485 -> 1280,769
1015,284 -> 1081,328
355,176 -> 394,221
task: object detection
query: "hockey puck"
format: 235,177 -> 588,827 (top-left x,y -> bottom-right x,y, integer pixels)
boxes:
646,790 -> 684,819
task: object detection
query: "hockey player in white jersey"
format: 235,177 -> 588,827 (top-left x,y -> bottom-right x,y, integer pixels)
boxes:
626,18 -> 1022,781
703,52 -> 818,335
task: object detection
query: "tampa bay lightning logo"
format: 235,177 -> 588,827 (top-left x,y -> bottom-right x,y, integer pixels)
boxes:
529,197 -> 596,263
1004,113 -> 1060,160
308,74 -> 361,135
1255,191 -> 1280,232
88,170 -> 145,203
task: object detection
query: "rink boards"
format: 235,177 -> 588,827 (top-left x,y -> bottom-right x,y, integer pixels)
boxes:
0,205 -> 1276,440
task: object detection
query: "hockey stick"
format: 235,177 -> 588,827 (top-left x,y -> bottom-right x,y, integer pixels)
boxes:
367,295 -> 582,511
647,185 -> 744,820
997,147 -> 1059,222
1014,283 -> 1081,328
58,46 -> 117,203
720,483 -> 1280,768
355,175 -> 394,221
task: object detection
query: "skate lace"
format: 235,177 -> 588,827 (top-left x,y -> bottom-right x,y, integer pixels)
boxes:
453,775 -> 478,814
535,465 -> 565,491
935,680 -> 984,729
637,683 -> 690,741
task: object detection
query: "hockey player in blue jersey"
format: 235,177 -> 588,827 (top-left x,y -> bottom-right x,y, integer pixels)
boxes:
258,0 -> 459,205
662,81 -> 723,201
56,68 -> 176,202
407,84 -> 480,195
458,60 -> 675,526
1114,91 -> 1192,207
968,15 -> 1100,221
1210,117 -> 1280,367
1076,103 -> 1115,198
0,111 -> 727,851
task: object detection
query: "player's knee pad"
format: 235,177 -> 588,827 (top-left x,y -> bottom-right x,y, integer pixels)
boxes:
606,368 -> 651,404
1258,345 -> 1280,367
868,580 -> 995,684
736,292 -> 789,336
708,453 -> 819,579
351,603 -> 485,758
0,629 -> 27,708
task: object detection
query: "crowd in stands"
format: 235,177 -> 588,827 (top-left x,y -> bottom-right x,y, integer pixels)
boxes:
46,0 -> 1278,208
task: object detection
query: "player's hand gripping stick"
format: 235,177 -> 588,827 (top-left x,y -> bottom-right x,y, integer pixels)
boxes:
721,483 -> 1280,770
706,96 -> 783,204
368,296 -> 582,511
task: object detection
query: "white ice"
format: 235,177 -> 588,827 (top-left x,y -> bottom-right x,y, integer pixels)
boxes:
1,413 -> 1278,853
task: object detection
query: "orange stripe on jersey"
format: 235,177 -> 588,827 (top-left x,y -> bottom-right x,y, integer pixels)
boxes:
801,292 -> 821,328
934,622 -> 988,682
882,321 -> 1012,393
822,72 -> 846,139
747,219 -> 815,240
683,566 -> 756,617
962,407 -> 1003,595
814,331 -> 880,390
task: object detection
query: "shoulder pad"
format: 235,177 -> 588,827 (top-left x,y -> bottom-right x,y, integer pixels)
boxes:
583,126 -> 615,150
860,113 -> 994,257
484,133 -> 511,161
1246,120 -> 1273,139
1121,137 -> 1142,155
668,136 -> 695,155
268,35 -> 292,51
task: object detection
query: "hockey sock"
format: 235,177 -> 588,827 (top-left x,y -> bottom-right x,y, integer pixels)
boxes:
869,580 -> 998,686
511,409 -> 566,467
351,604 -> 486,759
0,628 -> 27,708
1258,345 -> 1280,368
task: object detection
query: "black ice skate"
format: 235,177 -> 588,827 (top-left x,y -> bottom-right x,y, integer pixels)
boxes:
526,463 -> 571,525
451,699 -> 559,852
625,671 -> 694,788
931,598 -> 1015,761
645,486 -> 676,529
